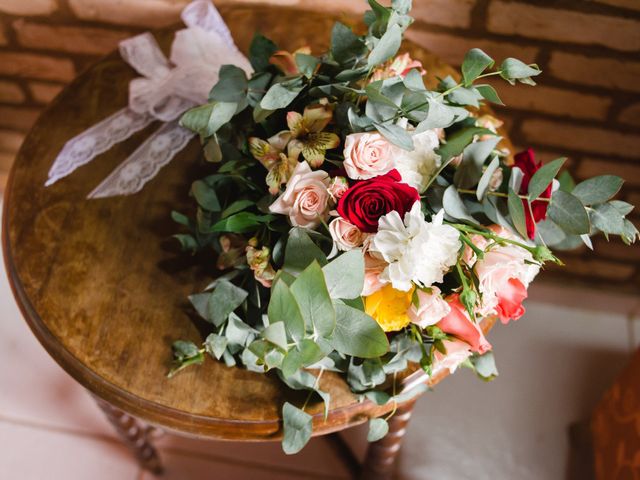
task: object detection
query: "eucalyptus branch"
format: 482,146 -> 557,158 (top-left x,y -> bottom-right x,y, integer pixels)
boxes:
457,188 -> 551,203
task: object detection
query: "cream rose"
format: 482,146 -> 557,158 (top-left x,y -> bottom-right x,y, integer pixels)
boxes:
343,132 -> 394,180
329,217 -> 365,251
407,287 -> 451,328
269,162 -> 330,228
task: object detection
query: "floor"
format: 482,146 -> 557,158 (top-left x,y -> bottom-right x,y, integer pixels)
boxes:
1,199 -> 639,479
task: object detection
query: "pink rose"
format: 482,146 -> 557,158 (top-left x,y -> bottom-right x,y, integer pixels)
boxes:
328,176 -> 349,202
431,340 -> 472,376
408,287 -> 451,328
437,294 -> 492,354
362,249 -> 387,296
474,226 -> 540,323
329,217 -> 365,251
269,162 -> 330,228
343,132 -> 394,180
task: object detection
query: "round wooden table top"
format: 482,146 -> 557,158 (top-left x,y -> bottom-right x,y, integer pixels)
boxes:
3,4 -> 502,440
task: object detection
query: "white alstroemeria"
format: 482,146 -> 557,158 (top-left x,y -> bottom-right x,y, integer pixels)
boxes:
394,129 -> 441,193
370,203 -> 460,291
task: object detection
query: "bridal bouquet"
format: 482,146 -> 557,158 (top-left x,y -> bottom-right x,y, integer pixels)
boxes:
168,0 -> 638,453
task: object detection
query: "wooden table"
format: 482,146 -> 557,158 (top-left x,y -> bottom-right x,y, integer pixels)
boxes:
2,5 -> 500,479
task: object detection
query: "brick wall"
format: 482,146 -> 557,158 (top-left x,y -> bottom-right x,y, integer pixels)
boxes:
0,0 -> 638,291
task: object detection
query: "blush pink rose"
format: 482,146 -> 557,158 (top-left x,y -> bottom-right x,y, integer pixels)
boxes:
474,225 -> 540,324
343,132 -> 394,180
329,217 -> 365,251
437,294 -> 492,354
328,176 -> 349,202
408,287 -> 451,328
269,161 -> 330,228
431,340 -> 472,376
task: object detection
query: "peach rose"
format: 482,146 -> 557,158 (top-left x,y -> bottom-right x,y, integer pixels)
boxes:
431,340 -> 472,376
329,217 -> 365,251
269,161 -> 330,228
437,294 -> 492,354
343,132 -> 394,180
408,287 -> 451,328
474,226 -> 540,323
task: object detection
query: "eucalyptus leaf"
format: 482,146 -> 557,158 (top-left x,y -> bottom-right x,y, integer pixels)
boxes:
572,175 -> 624,206
548,190 -> 591,235
331,22 -> 366,64
209,65 -> 248,104
262,322 -> 288,350
204,334 -> 228,360
295,53 -> 320,79
290,261 -> 336,337
249,33 -> 278,72
475,84 -> 504,105
443,185 -> 478,224
180,101 -> 237,137
282,402 -> 313,455
322,249 -> 365,299
507,188 -> 528,239
470,351 -> 498,380
454,136 -> 501,189
435,127 -> 492,162
284,228 -> 328,273
368,24 -> 402,67
207,280 -> 249,327
461,48 -> 494,86
500,58 -> 541,82
210,212 -> 273,233
476,156 -> 500,201
191,180 -> 221,212
610,200 -> 634,216
329,302 -> 388,358
268,280 -> 305,341
527,157 -> 565,201
261,80 -> 304,110
367,418 -> 389,442
590,203 -> 625,235
373,121 -> 414,151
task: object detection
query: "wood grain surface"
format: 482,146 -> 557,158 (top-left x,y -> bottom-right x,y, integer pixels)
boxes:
3,4 -> 501,440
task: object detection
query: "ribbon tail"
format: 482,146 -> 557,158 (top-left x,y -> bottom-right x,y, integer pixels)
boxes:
88,121 -> 196,199
181,0 -> 237,50
46,108 -> 155,187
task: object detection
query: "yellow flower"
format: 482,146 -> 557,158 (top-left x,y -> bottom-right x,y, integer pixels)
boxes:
365,284 -> 415,332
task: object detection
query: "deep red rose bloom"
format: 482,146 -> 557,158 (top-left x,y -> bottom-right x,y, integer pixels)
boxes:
514,148 -> 552,239
337,169 -> 420,233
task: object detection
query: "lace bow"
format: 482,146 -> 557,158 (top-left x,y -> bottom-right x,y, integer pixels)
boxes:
46,0 -> 252,198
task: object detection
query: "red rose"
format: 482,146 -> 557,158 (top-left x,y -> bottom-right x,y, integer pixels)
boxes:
514,148 -> 551,239
337,169 -> 420,233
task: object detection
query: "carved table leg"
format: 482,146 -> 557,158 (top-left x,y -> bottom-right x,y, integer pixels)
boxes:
92,395 -> 164,475
360,399 -> 417,480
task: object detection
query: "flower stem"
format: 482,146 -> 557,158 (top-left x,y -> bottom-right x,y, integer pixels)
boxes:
456,188 -> 551,203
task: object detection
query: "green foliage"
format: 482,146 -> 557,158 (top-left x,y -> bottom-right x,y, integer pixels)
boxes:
330,302 -> 389,358
367,418 -> 389,442
527,157 -> 565,201
322,250 -> 365,300
461,48 -> 494,86
548,190 -> 591,236
268,280 -> 305,341
180,101 -> 237,137
572,175 -> 623,206
284,228 -> 328,273
290,262 -> 336,337
282,402 -> 313,455
507,188 -> 528,239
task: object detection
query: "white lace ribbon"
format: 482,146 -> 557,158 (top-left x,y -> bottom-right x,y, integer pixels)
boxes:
46,0 -> 252,197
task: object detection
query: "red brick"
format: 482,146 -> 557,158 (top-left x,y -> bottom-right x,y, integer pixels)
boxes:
0,22 -> 7,46
405,29 -> 538,67
0,80 -> 25,104
577,158 -> 640,187
0,170 -> 7,193
619,103 -> 640,128
13,20 -> 133,56
521,119 -> 640,159
0,52 -> 75,82
545,257 -> 635,281
410,0 -> 476,29
68,0 -> 189,28
0,129 -> 25,152
549,52 -> 640,93
487,1 -> 640,53
593,237 -> 640,262
593,0 -> 640,12
494,83 -> 611,121
0,106 -> 42,131
0,0 -> 57,15
28,81 -> 64,104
